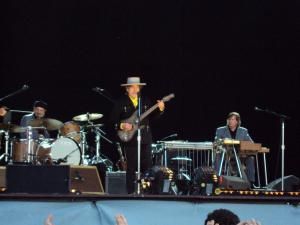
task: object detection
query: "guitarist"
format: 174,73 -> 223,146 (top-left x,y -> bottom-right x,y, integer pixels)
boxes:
110,77 -> 165,194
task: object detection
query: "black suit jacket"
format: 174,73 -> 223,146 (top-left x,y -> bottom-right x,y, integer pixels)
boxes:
110,94 -> 162,146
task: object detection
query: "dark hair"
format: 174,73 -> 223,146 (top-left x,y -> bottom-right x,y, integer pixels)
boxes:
204,209 -> 240,225
33,100 -> 48,110
226,112 -> 241,127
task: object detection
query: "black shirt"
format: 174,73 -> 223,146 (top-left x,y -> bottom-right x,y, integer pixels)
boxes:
229,127 -> 237,139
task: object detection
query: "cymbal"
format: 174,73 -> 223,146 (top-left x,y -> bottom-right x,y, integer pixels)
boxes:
73,113 -> 103,122
0,123 -> 48,133
85,124 -> 104,128
0,123 -> 26,133
0,123 -> 15,131
28,118 -> 63,131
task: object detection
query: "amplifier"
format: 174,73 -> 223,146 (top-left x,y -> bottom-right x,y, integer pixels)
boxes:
4,165 -> 104,194
70,165 -> 104,194
6,165 -> 70,193
105,171 -> 127,194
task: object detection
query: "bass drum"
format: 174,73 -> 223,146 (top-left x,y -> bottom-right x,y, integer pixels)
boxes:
36,138 -> 54,165
51,137 -> 82,165
36,137 -> 81,165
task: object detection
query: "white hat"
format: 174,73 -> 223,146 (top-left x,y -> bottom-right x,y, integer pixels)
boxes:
120,77 -> 146,86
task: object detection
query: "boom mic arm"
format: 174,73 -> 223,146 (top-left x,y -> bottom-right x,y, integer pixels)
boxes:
0,84 -> 30,102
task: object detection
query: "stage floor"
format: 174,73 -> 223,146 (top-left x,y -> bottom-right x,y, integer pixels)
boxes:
1,191 -> 300,203
0,193 -> 300,225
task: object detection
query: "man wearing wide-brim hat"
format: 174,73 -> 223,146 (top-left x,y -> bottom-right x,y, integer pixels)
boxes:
110,76 -> 165,194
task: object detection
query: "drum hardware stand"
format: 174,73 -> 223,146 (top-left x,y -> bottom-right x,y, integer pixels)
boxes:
80,112 -> 113,166
4,130 -> 10,163
9,109 -> 33,114
90,123 -> 113,167
0,109 -> 33,164
26,126 -> 33,163
0,130 -> 10,162
80,130 -> 89,165
254,106 -> 290,191
79,112 -> 92,165
0,85 -> 31,164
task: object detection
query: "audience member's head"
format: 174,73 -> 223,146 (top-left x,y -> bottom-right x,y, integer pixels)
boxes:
205,209 -> 240,225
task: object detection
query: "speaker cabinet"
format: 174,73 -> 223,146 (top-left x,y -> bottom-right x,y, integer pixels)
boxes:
70,165 -> 104,194
219,175 -> 250,190
6,165 -> 70,193
105,171 -> 127,194
0,166 -> 6,189
5,165 -> 104,194
267,175 -> 300,191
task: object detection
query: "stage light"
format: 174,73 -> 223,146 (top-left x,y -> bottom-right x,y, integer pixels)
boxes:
141,166 -> 176,195
192,166 -> 218,195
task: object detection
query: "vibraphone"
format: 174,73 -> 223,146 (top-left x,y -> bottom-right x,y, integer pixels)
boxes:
157,141 -> 214,180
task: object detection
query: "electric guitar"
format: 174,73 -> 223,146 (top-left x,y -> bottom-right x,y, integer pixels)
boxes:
117,93 -> 175,142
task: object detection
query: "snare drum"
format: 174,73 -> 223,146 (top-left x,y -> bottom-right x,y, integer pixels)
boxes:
59,121 -> 81,143
12,139 -> 38,163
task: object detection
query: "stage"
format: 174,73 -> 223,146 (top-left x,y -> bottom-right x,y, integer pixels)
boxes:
0,193 -> 299,225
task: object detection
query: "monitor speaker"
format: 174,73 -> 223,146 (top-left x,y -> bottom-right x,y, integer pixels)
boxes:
266,175 -> 300,191
219,175 -> 250,190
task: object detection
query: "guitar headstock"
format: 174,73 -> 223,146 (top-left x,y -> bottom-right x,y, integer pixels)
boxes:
162,93 -> 175,102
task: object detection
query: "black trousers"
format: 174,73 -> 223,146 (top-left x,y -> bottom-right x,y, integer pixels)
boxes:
123,144 -> 152,194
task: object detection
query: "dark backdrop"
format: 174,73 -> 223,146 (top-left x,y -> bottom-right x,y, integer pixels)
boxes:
1,0 -> 299,181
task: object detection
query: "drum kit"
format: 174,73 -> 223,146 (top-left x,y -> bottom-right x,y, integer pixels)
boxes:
0,112 -> 113,169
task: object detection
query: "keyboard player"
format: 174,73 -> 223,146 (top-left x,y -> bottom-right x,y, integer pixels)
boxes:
214,112 -> 256,188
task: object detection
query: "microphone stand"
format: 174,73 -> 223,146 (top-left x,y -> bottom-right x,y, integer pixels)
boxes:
255,107 -> 290,191
0,85 -> 29,102
136,93 -> 142,195
93,88 -> 116,104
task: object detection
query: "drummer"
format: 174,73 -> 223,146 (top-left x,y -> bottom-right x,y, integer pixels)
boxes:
0,105 -> 8,118
20,100 -> 50,140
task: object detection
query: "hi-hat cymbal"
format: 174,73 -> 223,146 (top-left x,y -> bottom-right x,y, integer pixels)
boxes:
11,126 -> 46,133
0,123 -> 48,133
28,118 -> 63,131
0,123 -> 15,131
0,123 -> 26,133
73,113 -> 103,122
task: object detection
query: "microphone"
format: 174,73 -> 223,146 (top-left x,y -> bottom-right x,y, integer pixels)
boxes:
160,133 -> 178,141
254,106 -> 264,112
92,87 -> 104,92
56,158 -> 67,164
22,84 -> 29,90
56,154 -> 70,164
